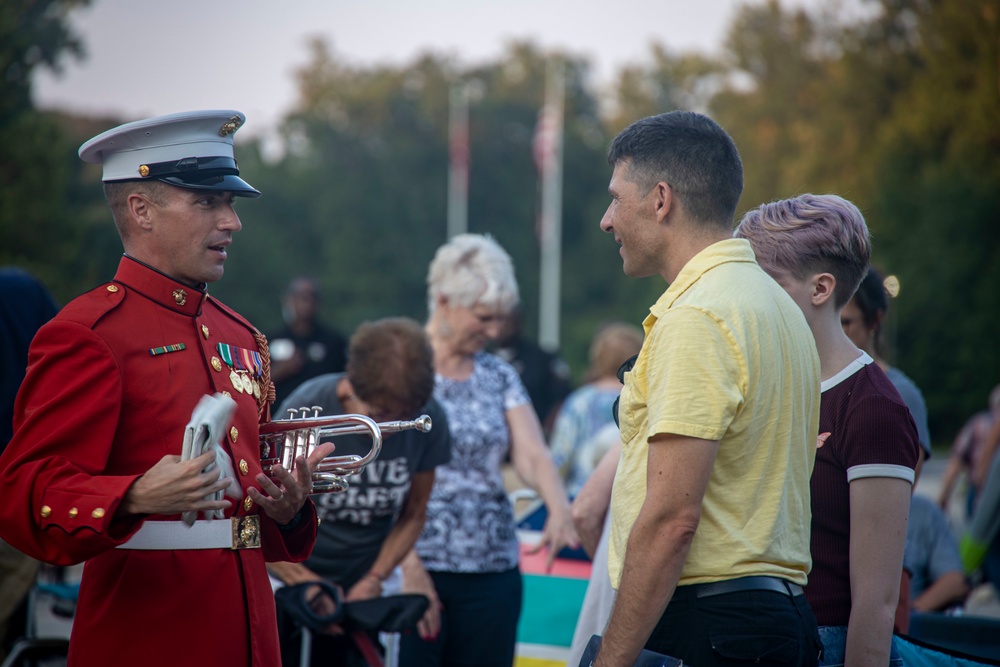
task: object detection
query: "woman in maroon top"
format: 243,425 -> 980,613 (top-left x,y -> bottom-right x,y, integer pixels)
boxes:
736,194 -> 919,667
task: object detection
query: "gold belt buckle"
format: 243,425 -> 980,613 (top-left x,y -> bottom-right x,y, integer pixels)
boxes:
231,515 -> 261,550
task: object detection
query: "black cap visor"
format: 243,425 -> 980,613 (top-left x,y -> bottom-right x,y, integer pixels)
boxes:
159,173 -> 261,198
137,155 -> 260,198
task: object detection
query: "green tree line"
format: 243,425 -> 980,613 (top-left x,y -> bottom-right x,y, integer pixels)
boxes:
3,0 -> 997,444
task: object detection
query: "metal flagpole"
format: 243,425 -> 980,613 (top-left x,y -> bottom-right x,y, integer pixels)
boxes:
447,82 -> 470,238
536,60 -> 565,352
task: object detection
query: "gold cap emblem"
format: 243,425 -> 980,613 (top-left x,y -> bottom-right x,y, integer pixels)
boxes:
219,115 -> 243,137
138,165 -> 150,177
172,289 -> 187,306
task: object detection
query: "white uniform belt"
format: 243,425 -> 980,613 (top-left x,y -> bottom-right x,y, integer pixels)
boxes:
116,516 -> 261,550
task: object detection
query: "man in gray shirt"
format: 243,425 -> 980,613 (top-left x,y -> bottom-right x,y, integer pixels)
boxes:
905,494 -> 968,612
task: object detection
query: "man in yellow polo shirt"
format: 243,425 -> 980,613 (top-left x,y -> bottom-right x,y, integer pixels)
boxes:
593,111 -> 822,667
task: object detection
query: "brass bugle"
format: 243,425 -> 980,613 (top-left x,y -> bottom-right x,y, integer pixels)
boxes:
259,407 -> 432,493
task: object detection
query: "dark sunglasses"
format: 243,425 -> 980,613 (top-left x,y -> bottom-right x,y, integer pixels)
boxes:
612,353 -> 639,428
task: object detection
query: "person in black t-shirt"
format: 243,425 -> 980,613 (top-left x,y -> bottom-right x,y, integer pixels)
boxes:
491,305 -> 572,436
268,276 -> 348,407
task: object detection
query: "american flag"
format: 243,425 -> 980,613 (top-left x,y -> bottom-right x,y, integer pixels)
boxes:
449,98 -> 469,183
532,101 -> 562,175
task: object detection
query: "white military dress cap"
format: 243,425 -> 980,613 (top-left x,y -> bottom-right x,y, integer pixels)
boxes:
78,109 -> 260,198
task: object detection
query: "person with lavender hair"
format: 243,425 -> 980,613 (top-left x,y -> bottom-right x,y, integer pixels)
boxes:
736,193 -> 920,667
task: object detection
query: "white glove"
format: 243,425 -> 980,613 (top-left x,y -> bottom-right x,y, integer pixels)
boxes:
181,393 -> 240,525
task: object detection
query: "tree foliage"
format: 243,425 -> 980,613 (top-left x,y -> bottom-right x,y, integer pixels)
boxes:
861,0 -> 1000,434
703,0 -> 1000,440
213,39 -> 660,374
0,0 -> 110,299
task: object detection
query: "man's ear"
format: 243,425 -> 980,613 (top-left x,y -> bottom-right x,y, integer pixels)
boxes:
812,273 -> 837,307
653,181 -> 673,224
126,193 -> 155,231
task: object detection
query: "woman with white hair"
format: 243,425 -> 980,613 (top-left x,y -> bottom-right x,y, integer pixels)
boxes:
399,234 -> 579,667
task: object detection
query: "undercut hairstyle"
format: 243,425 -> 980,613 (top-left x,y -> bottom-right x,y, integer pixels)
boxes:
607,111 -> 744,228
103,180 -> 172,241
347,317 -> 435,417
587,322 -> 644,383
734,193 -> 871,309
851,267 -> 889,330
426,233 -> 520,316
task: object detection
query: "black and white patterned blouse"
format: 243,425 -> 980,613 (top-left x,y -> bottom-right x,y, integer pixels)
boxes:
415,352 -> 531,572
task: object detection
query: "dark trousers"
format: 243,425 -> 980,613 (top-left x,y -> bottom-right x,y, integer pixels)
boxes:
646,584 -> 822,667
397,567 -> 522,667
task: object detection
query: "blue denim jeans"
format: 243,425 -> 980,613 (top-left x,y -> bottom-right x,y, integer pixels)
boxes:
817,626 -> 903,667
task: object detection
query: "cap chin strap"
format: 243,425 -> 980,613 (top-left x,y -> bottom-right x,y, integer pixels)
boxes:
132,155 -> 262,198
141,155 -> 239,179
154,173 -> 261,198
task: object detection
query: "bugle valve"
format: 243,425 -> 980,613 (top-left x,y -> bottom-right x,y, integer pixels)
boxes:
259,407 -> 433,493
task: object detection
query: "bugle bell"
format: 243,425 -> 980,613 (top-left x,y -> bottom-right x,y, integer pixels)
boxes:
259,407 -> 432,493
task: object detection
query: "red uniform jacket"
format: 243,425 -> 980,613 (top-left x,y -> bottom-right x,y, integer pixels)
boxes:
0,256 -> 317,666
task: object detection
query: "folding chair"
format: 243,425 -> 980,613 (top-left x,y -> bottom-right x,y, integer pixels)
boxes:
1,566 -> 77,667
276,581 -> 428,667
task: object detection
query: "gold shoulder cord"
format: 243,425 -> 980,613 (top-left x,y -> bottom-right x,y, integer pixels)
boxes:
253,330 -> 276,421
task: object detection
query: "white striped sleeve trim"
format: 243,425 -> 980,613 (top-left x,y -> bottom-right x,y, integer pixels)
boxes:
846,463 -> 915,484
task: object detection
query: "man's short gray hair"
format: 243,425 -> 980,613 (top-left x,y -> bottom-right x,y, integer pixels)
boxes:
103,180 -> 172,242
607,111 -> 743,228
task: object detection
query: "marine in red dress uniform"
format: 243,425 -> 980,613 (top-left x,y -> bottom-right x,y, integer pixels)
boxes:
0,110 -> 329,666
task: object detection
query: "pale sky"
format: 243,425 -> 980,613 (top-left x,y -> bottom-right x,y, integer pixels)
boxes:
33,0 -> 834,139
